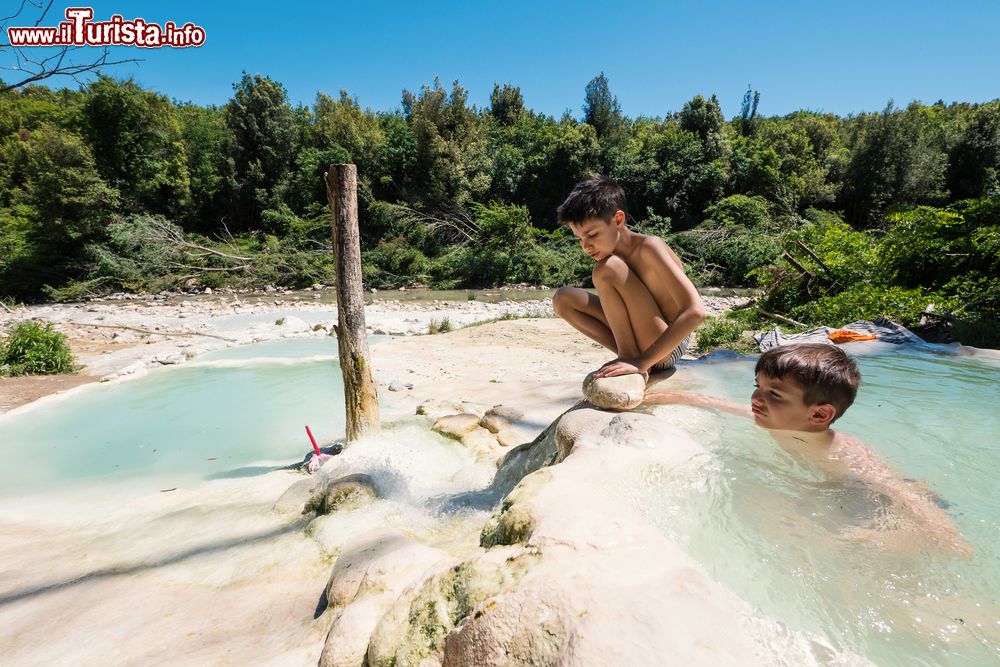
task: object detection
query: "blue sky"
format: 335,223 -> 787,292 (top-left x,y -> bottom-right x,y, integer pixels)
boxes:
6,1 -> 1000,119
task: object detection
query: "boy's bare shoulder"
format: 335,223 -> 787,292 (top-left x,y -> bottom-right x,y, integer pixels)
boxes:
633,232 -> 683,267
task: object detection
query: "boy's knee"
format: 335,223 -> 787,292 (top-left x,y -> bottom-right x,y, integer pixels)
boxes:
552,286 -> 575,317
591,256 -> 627,287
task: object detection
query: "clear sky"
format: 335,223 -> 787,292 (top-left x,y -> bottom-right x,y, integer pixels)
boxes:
6,1 -> 1000,119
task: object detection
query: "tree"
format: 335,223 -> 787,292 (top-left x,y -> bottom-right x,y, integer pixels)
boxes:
176,103 -> 229,231
736,85 -> 760,138
314,90 -> 385,176
82,77 -> 190,217
678,94 -> 729,161
947,103 -> 1000,199
582,72 -> 623,139
403,78 -> 491,208
839,102 -> 948,226
0,125 -> 119,295
490,83 -> 526,126
222,72 -> 297,232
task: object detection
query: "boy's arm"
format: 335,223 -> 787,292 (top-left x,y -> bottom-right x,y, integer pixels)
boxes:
643,390 -> 752,418
595,241 -> 706,377
835,435 -> 973,556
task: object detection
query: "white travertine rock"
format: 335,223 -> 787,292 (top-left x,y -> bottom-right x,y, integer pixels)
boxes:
364,407 -> 873,667
479,405 -> 525,433
271,477 -> 319,514
554,407 -> 616,461
442,584 -> 576,666
319,529 -> 452,667
364,547 -> 525,667
459,426 -> 502,460
416,399 -> 466,423
581,371 -> 645,410
305,473 -> 378,515
494,428 -> 524,448
599,412 -> 663,450
432,413 -> 482,439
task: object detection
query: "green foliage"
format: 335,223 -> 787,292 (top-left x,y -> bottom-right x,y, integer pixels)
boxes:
490,84 -> 526,126
947,103 -> 1000,199
3,75 -> 1000,332
0,320 -> 74,375
0,124 -> 120,297
427,317 -> 452,334
678,94 -> 728,161
223,73 -> 297,232
839,102 -> 949,226
790,285 -> 944,328
82,77 -> 190,216
755,199 -> 999,345
704,194 -> 771,227
694,309 -> 765,354
582,72 -> 623,139
404,78 -> 491,208
176,103 -> 228,231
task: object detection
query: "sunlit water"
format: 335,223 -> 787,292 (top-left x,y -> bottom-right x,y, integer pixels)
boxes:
3,337 -> 999,664
629,345 -> 1000,666
0,338 -> 351,498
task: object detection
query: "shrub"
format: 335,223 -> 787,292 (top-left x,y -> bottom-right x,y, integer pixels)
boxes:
0,320 -> 75,375
694,309 -> 765,354
789,285 -> 946,327
704,194 -> 772,227
427,317 -> 452,334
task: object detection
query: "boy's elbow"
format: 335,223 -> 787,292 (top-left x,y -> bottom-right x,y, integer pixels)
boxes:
689,304 -> 707,324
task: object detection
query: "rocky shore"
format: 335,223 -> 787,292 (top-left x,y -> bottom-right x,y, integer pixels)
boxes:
0,289 -> 750,414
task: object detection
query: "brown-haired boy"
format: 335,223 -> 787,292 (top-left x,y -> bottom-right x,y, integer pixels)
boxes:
645,343 -> 971,555
553,175 -> 706,377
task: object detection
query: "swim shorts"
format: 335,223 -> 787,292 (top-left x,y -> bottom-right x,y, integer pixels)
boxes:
650,334 -> 691,371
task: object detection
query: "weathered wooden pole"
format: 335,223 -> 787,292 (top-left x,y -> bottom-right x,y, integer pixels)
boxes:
325,164 -> 380,440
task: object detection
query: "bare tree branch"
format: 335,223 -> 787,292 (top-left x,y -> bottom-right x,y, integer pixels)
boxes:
380,201 -> 482,244
0,3 -> 139,93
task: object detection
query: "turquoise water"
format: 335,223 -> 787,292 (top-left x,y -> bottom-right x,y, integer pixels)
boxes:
635,345 -> 1000,666
3,335 -> 998,663
0,339 -> 348,497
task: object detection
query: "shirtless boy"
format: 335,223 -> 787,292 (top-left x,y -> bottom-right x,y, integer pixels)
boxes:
552,176 -> 706,377
644,343 -> 971,555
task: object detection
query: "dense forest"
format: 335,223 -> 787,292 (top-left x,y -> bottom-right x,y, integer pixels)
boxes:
1,73 -> 997,344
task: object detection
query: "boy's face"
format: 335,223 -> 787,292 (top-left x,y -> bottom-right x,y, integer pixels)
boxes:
751,373 -> 836,432
569,211 -> 625,261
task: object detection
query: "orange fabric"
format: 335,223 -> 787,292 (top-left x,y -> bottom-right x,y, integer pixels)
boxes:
828,329 -> 877,343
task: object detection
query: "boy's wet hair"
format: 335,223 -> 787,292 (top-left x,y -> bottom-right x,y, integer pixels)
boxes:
557,175 -> 628,225
755,343 -> 861,422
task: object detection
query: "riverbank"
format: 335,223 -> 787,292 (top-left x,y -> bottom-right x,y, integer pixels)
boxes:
0,289 -> 749,415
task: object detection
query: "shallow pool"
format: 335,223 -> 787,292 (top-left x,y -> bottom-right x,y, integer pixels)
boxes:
634,345 -> 1000,666
0,338 -> 350,498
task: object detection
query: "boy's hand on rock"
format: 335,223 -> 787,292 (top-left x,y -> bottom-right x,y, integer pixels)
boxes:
594,357 -> 644,378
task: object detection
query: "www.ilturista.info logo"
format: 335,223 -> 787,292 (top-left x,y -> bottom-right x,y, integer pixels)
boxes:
7,7 -> 205,48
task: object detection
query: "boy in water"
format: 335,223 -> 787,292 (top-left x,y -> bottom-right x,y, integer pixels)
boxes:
645,343 -> 971,555
553,176 -> 706,377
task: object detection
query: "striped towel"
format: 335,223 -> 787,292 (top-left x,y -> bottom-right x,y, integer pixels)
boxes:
755,317 -> 923,352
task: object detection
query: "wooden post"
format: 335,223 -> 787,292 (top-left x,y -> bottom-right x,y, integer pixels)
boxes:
325,164 -> 380,440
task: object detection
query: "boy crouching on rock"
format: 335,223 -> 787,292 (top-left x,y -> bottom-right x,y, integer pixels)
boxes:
553,175 -> 706,378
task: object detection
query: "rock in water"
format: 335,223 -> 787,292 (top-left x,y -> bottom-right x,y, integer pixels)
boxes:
554,408 -> 616,461
581,371 -> 645,410
433,413 -> 483,439
305,473 -> 379,514
479,405 -> 525,433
